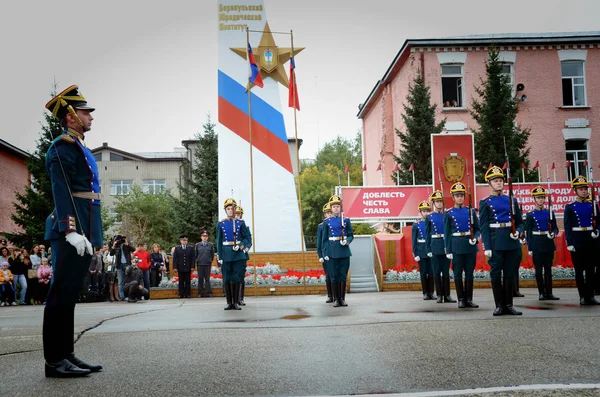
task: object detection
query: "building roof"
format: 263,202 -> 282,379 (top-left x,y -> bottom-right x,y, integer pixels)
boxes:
90,143 -> 187,162
357,31 -> 600,119
0,138 -> 30,160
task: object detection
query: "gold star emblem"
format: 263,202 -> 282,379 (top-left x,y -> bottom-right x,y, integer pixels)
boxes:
230,22 -> 304,88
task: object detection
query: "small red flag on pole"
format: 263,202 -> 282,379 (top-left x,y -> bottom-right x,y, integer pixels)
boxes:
376,163 -> 382,171
362,164 -> 367,172
502,162 -> 508,170
408,164 -> 414,171
551,162 -> 555,170
521,162 -> 526,169
533,160 -> 539,169
488,162 -> 493,169
393,163 -> 399,172
345,165 -> 350,173
583,160 -> 588,167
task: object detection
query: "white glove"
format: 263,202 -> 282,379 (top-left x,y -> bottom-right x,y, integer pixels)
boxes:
318,257 -> 324,263
446,253 -> 453,260
484,250 -> 492,258
65,233 -> 92,257
546,232 -> 555,239
340,239 -> 348,246
414,256 -> 420,262
468,238 -> 477,246
324,256 -> 330,261
528,251 -> 533,256
232,245 -> 240,251
567,245 -> 575,252
592,231 -> 599,239
218,259 -> 223,264
427,252 -> 433,258
509,232 -> 519,240
243,248 -> 249,253
519,238 -> 526,245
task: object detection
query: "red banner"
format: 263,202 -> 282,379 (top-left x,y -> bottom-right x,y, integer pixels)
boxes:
340,186 -> 432,218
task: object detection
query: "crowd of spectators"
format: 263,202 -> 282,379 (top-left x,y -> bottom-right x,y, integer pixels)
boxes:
0,243 -> 52,306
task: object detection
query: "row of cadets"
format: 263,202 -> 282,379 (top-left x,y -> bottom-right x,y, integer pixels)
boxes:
426,190 -> 456,303
235,205 -> 250,306
525,186 -> 560,301
413,201 -> 435,300
320,194 -> 354,307
444,182 -> 481,309
216,198 -> 251,310
317,202 -> 334,303
564,176 -> 600,306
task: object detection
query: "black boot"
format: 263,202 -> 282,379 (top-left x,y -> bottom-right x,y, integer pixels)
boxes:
435,275 -> 443,303
224,283 -> 234,310
544,270 -> 559,300
465,279 -> 479,308
455,277 -> 465,308
513,273 -> 525,297
232,283 -> 242,310
238,283 -> 246,306
325,279 -> 333,303
427,275 -> 436,300
504,276 -> 522,315
332,283 -> 341,307
45,360 -> 90,378
443,276 -> 456,303
491,278 -> 505,316
340,282 -> 348,307
420,275 -> 429,300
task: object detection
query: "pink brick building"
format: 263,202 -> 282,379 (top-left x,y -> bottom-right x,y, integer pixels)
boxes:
0,139 -> 29,237
358,32 -> 600,186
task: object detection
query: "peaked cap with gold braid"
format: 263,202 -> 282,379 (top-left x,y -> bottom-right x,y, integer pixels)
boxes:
45,85 -> 95,126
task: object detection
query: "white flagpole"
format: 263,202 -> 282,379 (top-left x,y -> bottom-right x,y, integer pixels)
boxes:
412,169 -> 415,186
537,167 -> 541,183
396,171 -> 399,186
347,170 -> 350,186
522,168 -> 525,184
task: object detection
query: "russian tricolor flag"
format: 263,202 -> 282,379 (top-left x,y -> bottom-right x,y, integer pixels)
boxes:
288,57 -> 300,110
248,43 -> 264,88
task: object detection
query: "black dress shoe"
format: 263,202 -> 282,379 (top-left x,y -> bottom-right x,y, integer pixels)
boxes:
339,299 -> 348,307
513,292 -> 525,298
545,294 -> 560,300
444,296 -> 456,303
457,299 -> 466,309
493,306 -> 505,316
67,354 -> 103,372
325,296 -> 334,303
45,359 -> 90,378
238,300 -> 246,306
505,306 -> 522,315
224,304 -> 234,310
436,295 -> 443,303
465,300 -> 479,308
586,297 -> 600,305
232,302 -> 242,310
580,297 -> 588,306
538,294 -> 546,300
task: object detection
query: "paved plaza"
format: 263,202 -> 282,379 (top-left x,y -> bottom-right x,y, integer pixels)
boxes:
1,288 -> 600,397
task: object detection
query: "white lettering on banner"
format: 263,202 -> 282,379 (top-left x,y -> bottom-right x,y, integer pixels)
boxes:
362,200 -> 389,206
362,191 -> 405,199
364,208 -> 391,215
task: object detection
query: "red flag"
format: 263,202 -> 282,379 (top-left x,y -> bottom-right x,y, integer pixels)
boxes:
408,163 -> 414,172
533,160 -> 539,169
393,163 -> 399,172
521,162 -> 526,170
376,163 -> 382,171
566,161 -> 571,168
362,164 -> 367,172
551,162 -> 555,170
247,43 -> 264,88
583,160 -> 588,166
502,162 -> 508,170
344,165 -> 350,173
288,57 -> 300,110
488,162 -> 493,169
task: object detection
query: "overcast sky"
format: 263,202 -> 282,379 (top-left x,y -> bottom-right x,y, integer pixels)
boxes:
1,0 -> 599,159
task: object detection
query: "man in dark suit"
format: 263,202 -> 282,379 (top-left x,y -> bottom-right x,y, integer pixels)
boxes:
173,235 -> 195,298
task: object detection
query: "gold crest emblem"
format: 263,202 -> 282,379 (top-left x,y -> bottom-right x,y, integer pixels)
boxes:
260,47 -> 278,73
442,155 -> 465,183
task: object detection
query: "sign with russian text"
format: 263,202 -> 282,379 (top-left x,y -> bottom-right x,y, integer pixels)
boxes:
340,186 -> 432,219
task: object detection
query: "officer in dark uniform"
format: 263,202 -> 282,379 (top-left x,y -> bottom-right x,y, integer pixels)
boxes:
317,202 -> 334,303
235,205 -> 251,306
426,190 -> 455,303
42,85 -> 103,377
525,186 -> 560,301
479,166 -> 524,316
321,194 -> 353,307
216,198 -> 251,310
413,201 -> 435,300
172,235 -> 195,298
564,176 -> 600,305
444,182 -> 481,308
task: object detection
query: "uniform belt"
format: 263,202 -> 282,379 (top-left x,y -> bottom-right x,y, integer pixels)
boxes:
452,232 -> 469,236
329,237 -> 343,241
489,223 -> 511,228
572,227 -> 593,231
417,239 -> 426,243
222,242 -> 236,246
532,231 -> 547,235
431,234 -> 443,238
72,191 -> 101,200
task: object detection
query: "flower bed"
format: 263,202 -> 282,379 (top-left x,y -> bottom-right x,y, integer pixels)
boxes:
158,263 -> 326,288
384,262 -> 575,283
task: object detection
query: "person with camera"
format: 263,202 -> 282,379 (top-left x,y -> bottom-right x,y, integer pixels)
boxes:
109,235 -> 136,300
123,259 -> 149,302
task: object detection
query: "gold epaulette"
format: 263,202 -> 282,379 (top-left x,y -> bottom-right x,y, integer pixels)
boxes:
60,134 -> 76,143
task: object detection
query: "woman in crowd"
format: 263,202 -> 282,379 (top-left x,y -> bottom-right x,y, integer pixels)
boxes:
9,248 -> 27,305
37,257 -> 52,304
150,243 -> 166,287
21,249 -> 37,305
0,247 -> 9,265
30,246 -> 41,269
0,261 -> 16,306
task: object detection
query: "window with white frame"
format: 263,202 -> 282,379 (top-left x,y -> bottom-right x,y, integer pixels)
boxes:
561,61 -> 586,107
143,179 -> 166,194
110,180 -> 133,196
565,140 -> 588,179
500,63 -> 514,94
441,64 -> 464,108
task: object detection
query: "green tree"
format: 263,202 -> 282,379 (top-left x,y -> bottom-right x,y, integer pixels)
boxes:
113,185 -> 174,248
101,206 -> 116,243
6,101 -> 60,247
312,131 -> 362,185
170,115 -> 218,240
299,164 -> 339,246
471,49 -> 533,182
393,72 -> 445,185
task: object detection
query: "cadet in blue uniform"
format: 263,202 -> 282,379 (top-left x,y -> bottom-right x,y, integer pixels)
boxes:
216,198 -> 251,310
479,166 -> 524,316
413,201 -> 435,300
444,182 -> 481,308
426,190 -> 455,303
235,205 -> 250,306
317,202 -> 334,303
525,186 -> 560,301
42,86 -> 103,377
564,176 -> 600,305
321,194 -> 353,307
